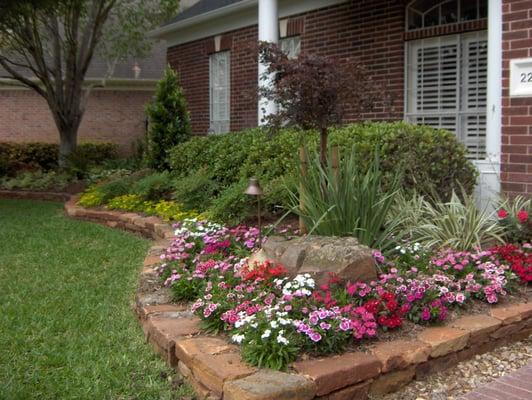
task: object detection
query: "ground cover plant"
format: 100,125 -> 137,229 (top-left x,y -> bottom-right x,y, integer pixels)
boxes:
0,199 -> 194,399
155,217 -> 531,371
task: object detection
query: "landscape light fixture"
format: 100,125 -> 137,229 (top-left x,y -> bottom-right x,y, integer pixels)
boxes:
245,178 -> 263,246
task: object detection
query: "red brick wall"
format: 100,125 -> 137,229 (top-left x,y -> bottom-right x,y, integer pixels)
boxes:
502,0 -> 532,196
167,0 -> 405,135
0,89 -> 153,154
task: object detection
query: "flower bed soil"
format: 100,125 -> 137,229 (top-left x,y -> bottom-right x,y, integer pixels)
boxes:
63,199 -> 532,400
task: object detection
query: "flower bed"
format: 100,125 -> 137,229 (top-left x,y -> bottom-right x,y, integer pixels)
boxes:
154,218 -> 531,371
64,201 -> 532,400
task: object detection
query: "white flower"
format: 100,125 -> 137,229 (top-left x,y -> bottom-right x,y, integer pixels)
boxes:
270,320 -> 279,328
276,331 -> 289,345
231,334 -> 245,344
261,329 -> 271,339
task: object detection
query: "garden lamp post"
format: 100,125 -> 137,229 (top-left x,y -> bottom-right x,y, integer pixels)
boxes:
245,178 -> 263,246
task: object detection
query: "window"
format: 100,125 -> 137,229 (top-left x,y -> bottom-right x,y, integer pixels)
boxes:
280,36 -> 301,59
209,51 -> 230,134
407,0 -> 487,31
406,32 -> 487,159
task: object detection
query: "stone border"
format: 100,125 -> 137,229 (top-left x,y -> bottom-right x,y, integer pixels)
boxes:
64,200 -> 532,400
0,189 -> 72,202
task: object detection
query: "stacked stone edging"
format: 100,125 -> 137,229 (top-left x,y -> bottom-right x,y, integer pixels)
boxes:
63,201 -> 532,400
0,189 -> 72,202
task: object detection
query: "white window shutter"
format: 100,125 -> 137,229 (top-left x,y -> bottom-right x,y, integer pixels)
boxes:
209,51 -> 230,134
406,32 -> 488,160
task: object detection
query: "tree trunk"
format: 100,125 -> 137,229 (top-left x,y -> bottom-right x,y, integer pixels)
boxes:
319,127 -> 328,169
59,128 -> 78,167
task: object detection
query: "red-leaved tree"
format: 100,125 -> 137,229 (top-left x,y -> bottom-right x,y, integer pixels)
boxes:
258,42 -> 390,167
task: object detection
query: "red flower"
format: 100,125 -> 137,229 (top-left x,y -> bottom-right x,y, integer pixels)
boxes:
517,210 -> 529,224
497,209 -> 509,219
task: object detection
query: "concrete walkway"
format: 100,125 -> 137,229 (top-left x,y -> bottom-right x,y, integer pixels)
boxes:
460,362 -> 532,399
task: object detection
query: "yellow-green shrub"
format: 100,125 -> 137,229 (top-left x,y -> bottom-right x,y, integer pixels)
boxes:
78,188 -> 105,207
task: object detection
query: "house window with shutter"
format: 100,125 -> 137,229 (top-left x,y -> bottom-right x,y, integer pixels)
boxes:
209,51 -> 230,134
405,31 -> 487,159
280,36 -> 301,60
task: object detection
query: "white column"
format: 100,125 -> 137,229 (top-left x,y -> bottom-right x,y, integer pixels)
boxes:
476,0 -> 502,208
258,0 -> 279,125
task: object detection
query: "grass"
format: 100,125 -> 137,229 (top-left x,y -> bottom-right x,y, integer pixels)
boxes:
0,199 -> 195,399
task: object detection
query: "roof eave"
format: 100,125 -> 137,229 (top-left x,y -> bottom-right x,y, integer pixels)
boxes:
150,0 -> 258,39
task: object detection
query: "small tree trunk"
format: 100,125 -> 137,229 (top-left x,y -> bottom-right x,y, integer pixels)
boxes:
299,146 -> 308,235
319,127 -> 328,169
331,145 -> 339,180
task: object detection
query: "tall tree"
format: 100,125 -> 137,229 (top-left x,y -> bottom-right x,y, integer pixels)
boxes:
0,0 -> 179,163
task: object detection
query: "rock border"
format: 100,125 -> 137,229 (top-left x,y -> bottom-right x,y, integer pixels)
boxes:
63,199 -> 532,400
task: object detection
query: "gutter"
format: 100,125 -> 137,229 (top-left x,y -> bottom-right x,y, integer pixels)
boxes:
150,0 -> 258,39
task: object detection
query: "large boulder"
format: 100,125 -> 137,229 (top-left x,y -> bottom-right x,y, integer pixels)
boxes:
251,236 -> 377,284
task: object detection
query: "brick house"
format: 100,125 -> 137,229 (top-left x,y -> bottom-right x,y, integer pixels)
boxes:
0,45 -> 166,154
154,0 -> 532,201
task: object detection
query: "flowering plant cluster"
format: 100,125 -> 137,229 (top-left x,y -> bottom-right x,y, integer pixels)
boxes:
490,243 -> 532,283
497,207 -> 531,244
155,220 -> 527,370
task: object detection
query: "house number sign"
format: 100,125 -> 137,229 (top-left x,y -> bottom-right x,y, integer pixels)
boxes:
510,58 -> 532,97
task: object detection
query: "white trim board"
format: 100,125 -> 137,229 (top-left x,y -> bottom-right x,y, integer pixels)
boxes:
153,0 -> 348,47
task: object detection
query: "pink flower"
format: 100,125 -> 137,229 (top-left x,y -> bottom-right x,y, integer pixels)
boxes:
455,293 -> 466,303
517,210 -> 529,223
309,332 -> 322,342
421,308 -> 431,321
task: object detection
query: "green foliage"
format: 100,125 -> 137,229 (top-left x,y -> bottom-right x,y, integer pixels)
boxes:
131,171 -> 174,200
106,194 -> 198,222
329,122 -> 478,200
66,143 -> 119,177
205,180 -> 255,225
290,149 -> 403,251
497,195 -> 531,244
172,168 -> 220,211
0,142 -> 119,175
0,170 -> 72,191
145,67 -> 191,170
168,122 -> 477,214
392,191 -> 505,251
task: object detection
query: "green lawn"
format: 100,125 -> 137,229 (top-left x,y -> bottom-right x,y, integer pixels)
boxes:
0,200 -> 193,400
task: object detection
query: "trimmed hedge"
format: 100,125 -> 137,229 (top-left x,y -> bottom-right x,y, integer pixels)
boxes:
167,122 -> 478,223
0,142 -> 119,176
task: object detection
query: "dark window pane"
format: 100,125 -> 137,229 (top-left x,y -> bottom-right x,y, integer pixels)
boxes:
408,9 -> 423,29
425,6 -> 440,27
441,0 -> 458,24
479,0 -> 488,18
460,0 -> 478,21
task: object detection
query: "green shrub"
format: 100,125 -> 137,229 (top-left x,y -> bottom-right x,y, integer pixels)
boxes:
131,171 -> 174,201
66,143 -> 119,177
172,168 -> 220,211
0,170 -> 72,191
0,142 -> 119,175
168,122 -> 477,203
145,67 -> 191,170
205,180 -> 255,225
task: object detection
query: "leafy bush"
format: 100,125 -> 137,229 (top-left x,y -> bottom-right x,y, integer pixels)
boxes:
204,180 -> 255,225
172,168 -> 220,211
78,188 -> 106,207
145,67 -> 191,170
392,191 -> 505,251
66,143 -> 119,177
0,142 -> 119,175
168,122 -> 478,219
131,171 -> 174,201
0,170 -> 72,191
289,149 -> 403,251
